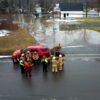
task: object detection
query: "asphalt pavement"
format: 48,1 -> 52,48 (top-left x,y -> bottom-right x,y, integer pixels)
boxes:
0,53 -> 100,100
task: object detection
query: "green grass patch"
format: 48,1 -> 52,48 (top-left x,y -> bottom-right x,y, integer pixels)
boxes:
75,17 -> 100,23
80,27 -> 100,32
0,28 -> 36,55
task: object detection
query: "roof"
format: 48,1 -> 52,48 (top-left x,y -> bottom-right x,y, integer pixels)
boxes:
27,45 -> 47,49
59,3 -> 83,11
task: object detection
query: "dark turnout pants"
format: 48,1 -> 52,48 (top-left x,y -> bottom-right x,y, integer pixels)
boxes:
20,65 -> 25,74
25,67 -> 32,76
33,59 -> 39,65
42,63 -> 48,72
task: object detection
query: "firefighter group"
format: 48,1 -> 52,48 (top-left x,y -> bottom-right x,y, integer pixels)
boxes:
18,47 -> 65,77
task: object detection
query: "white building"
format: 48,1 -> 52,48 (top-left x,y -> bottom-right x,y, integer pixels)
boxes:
87,9 -> 99,17
58,3 -> 84,18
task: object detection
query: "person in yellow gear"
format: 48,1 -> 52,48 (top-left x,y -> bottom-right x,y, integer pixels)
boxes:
21,53 -> 24,57
19,59 -> 25,74
26,51 -> 31,58
52,56 -> 58,72
58,54 -> 64,71
32,51 -> 39,65
20,53 -> 25,60
25,51 -> 32,62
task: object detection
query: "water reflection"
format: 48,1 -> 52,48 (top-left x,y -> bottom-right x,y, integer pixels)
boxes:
14,15 -> 100,47
21,76 -> 33,88
31,19 -> 100,47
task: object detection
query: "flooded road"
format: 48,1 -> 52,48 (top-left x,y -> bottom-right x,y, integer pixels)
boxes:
29,18 -> 100,48
14,15 -> 100,48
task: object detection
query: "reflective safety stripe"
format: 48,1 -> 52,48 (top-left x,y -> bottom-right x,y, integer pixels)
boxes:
19,60 -> 24,66
52,64 -> 57,67
33,55 -> 39,60
42,59 -> 48,63
45,59 -> 48,63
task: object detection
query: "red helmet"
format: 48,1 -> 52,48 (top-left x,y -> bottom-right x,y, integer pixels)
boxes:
43,56 -> 46,58
34,51 -> 37,54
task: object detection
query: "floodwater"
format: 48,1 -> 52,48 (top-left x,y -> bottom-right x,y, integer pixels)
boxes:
15,15 -> 100,48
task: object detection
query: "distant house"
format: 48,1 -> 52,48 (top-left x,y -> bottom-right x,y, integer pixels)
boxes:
59,3 -> 84,18
54,3 -> 60,12
87,9 -> 99,17
34,4 -> 42,17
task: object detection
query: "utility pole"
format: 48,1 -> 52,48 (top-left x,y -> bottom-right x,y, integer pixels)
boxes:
84,2 -> 88,18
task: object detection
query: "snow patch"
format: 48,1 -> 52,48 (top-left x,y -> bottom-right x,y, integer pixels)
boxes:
0,30 -> 11,37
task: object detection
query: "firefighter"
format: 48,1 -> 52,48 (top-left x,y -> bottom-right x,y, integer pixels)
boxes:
21,53 -> 25,57
26,51 -> 31,59
52,56 -> 58,72
20,53 -> 25,60
41,56 -> 48,72
32,51 -> 39,65
24,60 -> 33,77
55,50 -> 60,60
58,54 -> 64,71
50,48 -> 55,60
25,51 -> 32,62
19,58 -> 25,74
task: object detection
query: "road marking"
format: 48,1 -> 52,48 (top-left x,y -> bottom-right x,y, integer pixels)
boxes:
66,54 -> 100,56
67,57 -> 100,62
0,60 -> 12,62
67,57 -> 100,58
62,45 -> 84,48
0,56 -> 11,58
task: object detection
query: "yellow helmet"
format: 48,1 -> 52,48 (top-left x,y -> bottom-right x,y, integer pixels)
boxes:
59,54 -> 62,57
21,53 -> 24,56
27,51 -> 30,53
53,56 -> 56,60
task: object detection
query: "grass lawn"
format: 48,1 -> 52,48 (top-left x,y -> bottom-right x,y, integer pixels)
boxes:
0,28 -> 36,55
81,27 -> 100,32
75,17 -> 100,23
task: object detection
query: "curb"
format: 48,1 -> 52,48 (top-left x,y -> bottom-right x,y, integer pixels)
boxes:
0,56 -> 12,59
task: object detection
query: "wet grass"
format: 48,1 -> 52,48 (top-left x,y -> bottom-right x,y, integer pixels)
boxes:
81,27 -> 100,32
75,17 -> 100,23
60,24 -> 79,31
0,28 -> 36,55
13,14 -> 35,24
60,24 -> 100,32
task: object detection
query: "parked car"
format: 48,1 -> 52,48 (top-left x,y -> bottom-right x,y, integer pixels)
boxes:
12,49 -> 21,63
26,45 -> 50,58
12,45 -> 50,63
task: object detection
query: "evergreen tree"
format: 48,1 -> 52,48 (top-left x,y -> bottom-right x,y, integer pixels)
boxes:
0,0 -> 8,13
